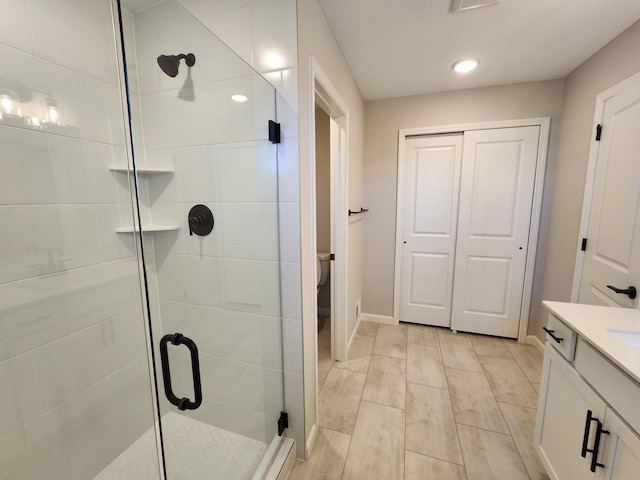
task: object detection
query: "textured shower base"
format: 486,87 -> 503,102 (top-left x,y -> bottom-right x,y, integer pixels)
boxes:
95,412 -> 267,480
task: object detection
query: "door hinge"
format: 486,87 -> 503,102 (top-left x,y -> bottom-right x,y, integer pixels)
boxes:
595,124 -> 602,141
330,253 -> 335,261
278,411 -> 289,436
581,238 -> 587,251
269,120 -> 281,144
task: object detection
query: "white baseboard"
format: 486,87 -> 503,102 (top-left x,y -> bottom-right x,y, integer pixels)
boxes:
304,423 -> 317,460
526,334 -> 544,352
360,313 -> 394,325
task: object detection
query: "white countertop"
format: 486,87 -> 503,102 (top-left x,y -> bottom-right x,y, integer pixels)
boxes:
543,301 -> 640,384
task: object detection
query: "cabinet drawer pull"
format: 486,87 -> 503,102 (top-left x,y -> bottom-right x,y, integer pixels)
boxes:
581,410 -> 597,458
590,420 -> 609,472
543,326 -> 564,343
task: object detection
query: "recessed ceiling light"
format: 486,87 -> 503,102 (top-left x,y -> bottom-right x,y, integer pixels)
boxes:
231,94 -> 248,103
453,59 -> 478,73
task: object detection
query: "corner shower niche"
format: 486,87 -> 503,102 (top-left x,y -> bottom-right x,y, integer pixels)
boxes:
109,167 -> 179,233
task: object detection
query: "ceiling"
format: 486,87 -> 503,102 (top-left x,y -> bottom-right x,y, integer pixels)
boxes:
317,0 -> 640,100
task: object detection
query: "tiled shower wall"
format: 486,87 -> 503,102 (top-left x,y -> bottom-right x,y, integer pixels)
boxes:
0,0 -> 157,479
172,0 -> 305,455
125,0 -> 291,445
0,0 -> 304,477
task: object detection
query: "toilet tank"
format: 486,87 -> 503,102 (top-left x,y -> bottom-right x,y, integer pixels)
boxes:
317,252 -> 331,286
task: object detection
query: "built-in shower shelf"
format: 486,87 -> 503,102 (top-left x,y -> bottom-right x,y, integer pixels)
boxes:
116,225 -> 179,233
109,166 -> 174,175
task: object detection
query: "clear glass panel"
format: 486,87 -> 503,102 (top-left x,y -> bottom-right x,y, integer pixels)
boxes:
0,1 -> 160,479
119,0 -> 285,478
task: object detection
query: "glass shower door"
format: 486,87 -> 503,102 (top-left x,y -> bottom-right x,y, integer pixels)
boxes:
118,1 -> 285,478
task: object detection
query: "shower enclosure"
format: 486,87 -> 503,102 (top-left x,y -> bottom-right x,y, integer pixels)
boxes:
0,0 -> 287,478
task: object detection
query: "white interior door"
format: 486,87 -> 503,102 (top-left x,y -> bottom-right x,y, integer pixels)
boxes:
451,126 -> 540,338
330,115 -> 349,361
578,78 -> 640,308
399,135 -> 463,326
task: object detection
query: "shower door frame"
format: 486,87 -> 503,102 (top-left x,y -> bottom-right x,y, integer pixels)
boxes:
111,0 -> 167,477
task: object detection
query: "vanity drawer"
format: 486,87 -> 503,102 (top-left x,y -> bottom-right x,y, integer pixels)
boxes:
544,313 -> 577,361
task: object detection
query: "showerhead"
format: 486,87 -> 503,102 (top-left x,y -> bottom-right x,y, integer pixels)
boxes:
157,53 -> 196,77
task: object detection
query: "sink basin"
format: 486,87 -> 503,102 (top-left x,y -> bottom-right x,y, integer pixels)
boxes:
607,328 -> 640,349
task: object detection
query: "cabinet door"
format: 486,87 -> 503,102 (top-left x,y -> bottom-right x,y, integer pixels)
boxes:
535,344 -> 607,480
598,407 -> 640,480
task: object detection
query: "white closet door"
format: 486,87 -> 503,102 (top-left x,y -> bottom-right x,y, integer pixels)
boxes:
578,78 -> 640,307
399,135 -> 463,326
451,126 -> 540,338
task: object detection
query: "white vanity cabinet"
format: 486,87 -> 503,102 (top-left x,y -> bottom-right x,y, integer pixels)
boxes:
535,343 -> 607,479
602,407 -> 640,480
535,304 -> 640,480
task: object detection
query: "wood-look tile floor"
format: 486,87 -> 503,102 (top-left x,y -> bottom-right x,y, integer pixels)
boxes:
288,321 -> 550,480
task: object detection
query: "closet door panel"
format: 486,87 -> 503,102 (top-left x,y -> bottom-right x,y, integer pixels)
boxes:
399,135 -> 463,326
451,126 -> 540,338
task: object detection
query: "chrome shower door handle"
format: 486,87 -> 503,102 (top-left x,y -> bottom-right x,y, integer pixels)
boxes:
159,333 -> 203,410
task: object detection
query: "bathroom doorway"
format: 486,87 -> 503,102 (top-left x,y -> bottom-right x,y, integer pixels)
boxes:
311,60 -> 349,380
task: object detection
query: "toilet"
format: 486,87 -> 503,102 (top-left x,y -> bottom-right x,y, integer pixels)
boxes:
317,252 -> 331,332
317,252 -> 331,289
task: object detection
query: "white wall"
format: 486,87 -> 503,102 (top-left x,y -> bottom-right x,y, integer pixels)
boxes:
363,80 -> 565,334
297,0 -> 365,458
533,20 -> 640,339
0,1 -> 155,478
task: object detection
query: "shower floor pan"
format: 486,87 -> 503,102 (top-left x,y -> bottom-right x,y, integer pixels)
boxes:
95,412 -> 267,480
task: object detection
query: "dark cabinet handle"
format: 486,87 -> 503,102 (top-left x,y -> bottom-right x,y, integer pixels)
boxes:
160,333 -> 203,410
543,326 -> 564,343
606,285 -> 637,299
581,410 -> 609,472
590,420 -> 609,472
581,410 -> 596,458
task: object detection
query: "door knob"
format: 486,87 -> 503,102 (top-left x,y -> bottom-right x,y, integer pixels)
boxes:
606,285 -> 637,299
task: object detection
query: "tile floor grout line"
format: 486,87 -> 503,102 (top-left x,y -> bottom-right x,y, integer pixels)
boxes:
496,402 -> 537,480
338,321 -> 377,480
403,329 -> 408,479
442,350 -> 469,476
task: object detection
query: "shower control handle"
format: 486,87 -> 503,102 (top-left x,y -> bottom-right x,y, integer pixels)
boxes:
188,204 -> 214,236
159,333 -> 203,411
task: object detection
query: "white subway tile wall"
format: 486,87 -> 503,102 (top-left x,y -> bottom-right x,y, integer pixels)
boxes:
0,0 -> 303,477
126,0 -> 300,454
0,0 -> 157,476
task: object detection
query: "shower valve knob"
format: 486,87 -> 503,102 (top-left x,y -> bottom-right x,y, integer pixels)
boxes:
190,214 -> 207,225
188,204 -> 214,236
